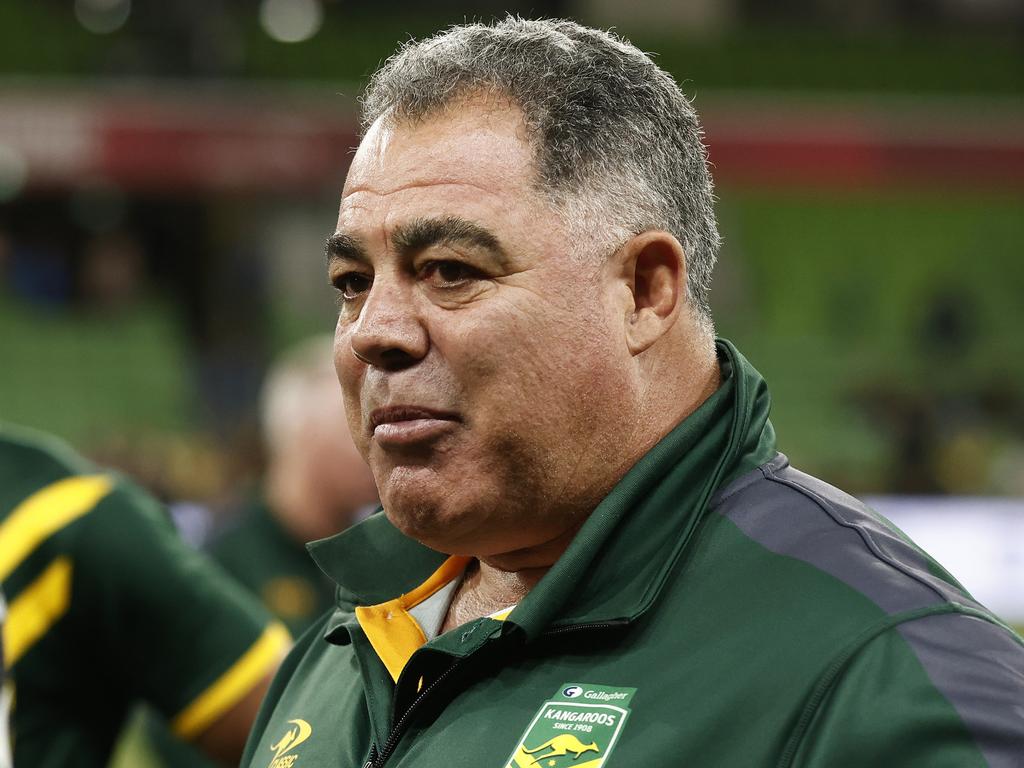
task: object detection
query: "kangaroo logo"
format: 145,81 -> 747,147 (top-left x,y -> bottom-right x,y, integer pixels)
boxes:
519,735 -> 600,764
505,684 -> 634,768
268,719 -> 312,767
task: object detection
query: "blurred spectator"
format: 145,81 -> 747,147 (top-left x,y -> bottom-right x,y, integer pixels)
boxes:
0,230 -> 10,288
0,423 -> 290,767
80,231 -> 145,312
8,238 -> 71,307
143,334 -> 378,767
215,333 -> 379,633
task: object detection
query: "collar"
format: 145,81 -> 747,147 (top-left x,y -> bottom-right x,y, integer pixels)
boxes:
308,339 -> 776,643
353,555 -> 469,681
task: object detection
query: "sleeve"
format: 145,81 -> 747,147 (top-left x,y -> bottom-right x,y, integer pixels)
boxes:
788,612 -> 1024,768
240,611 -> 332,768
74,480 -> 291,741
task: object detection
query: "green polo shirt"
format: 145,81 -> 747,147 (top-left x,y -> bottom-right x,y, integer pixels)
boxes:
243,341 -> 1024,768
210,501 -> 338,638
0,425 -> 290,768
142,499 -> 336,768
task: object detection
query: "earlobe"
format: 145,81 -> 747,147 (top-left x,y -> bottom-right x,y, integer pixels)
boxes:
622,232 -> 685,356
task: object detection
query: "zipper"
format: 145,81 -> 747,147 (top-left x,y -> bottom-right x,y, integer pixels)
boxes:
542,619 -> 629,636
362,658 -> 465,768
362,620 -> 627,767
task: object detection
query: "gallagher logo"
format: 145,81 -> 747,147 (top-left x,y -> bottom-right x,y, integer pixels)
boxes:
268,719 -> 312,768
562,686 -> 583,698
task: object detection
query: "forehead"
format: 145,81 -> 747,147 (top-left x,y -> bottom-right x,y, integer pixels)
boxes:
339,103 -> 543,231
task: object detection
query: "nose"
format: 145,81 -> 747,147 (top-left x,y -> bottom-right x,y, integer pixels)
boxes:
349,277 -> 428,371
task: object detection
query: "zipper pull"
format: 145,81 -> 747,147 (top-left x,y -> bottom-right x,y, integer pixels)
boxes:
363,744 -> 379,768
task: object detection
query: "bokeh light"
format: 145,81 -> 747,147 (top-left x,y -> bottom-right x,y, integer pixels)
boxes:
259,0 -> 323,44
73,0 -> 131,35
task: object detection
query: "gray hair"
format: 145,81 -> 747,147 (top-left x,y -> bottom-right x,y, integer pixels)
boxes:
360,17 -> 720,327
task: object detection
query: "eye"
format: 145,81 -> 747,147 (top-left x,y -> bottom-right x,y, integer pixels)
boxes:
332,272 -> 372,301
420,260 -> 481,288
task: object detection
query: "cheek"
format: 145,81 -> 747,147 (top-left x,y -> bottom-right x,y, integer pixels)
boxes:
333,324 -> 350,385
334,335 -> 369,454
439,294 -> 623,434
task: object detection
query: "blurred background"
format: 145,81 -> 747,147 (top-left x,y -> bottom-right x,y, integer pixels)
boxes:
0,2 -> 1021,758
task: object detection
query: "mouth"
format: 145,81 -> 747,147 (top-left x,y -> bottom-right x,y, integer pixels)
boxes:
368,405 -> 461,448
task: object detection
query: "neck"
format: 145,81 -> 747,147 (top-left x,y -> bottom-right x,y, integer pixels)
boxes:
441,559 -> 544,632
442,519 -> 588,632
608,331 -> 716,474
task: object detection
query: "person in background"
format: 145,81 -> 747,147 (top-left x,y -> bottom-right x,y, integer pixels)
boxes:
144,335 -> 379,768
212,334 -> 380,636
0,424 -> 290,767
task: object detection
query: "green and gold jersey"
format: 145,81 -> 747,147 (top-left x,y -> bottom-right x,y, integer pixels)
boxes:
243,341 -> 1024,768
143,500 -> 336,768
210,501 -> 337,639
0,425 -> 290,768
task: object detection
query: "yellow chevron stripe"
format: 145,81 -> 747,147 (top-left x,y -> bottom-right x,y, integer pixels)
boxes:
171,622 -> 291,740
3,557 -> 73,667
0,475 -> 113,581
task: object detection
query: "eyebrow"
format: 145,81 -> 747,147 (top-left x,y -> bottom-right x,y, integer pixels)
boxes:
391,216 -> 506,264
325,232 -> 368,264
326,215 -> 508,268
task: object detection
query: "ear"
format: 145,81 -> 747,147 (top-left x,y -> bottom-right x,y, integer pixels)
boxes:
615,231 -> 686,356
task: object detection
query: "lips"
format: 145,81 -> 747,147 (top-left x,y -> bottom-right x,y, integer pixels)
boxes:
369,405 -> 459,430
368,405 -> 460,447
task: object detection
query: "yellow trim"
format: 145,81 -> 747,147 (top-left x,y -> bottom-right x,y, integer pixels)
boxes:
0,475 -> 113,581
355,556 -> 471,683
171,622 -> 291,740
4,557 -> 73,667
488,606 -> 515,622
355,599 -> 426,683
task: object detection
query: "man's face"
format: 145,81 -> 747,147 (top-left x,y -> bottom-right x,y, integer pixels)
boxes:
330,101 -> 637,559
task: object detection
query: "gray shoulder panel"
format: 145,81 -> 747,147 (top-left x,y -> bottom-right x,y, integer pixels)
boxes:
897,612 -> 1024,767
713,456 -> 1024,764
711,454 -> 983,616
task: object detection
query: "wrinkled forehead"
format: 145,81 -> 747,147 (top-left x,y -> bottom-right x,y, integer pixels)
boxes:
342,102 -> 539,202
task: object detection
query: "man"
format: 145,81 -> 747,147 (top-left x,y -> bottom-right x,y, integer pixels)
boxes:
243,18 -> 1024,768
0,424 -> 290,766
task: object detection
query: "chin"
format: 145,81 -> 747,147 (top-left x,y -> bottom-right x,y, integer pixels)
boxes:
382,494 -> 551,560
375,457 -> 546,555
383,501 -> 467,554
380,472 -> 462,549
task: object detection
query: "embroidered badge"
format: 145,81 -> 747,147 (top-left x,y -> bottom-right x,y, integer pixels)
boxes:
505,683 -> 635,768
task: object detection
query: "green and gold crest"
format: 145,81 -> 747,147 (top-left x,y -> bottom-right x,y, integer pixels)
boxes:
505,684 -> 634,768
